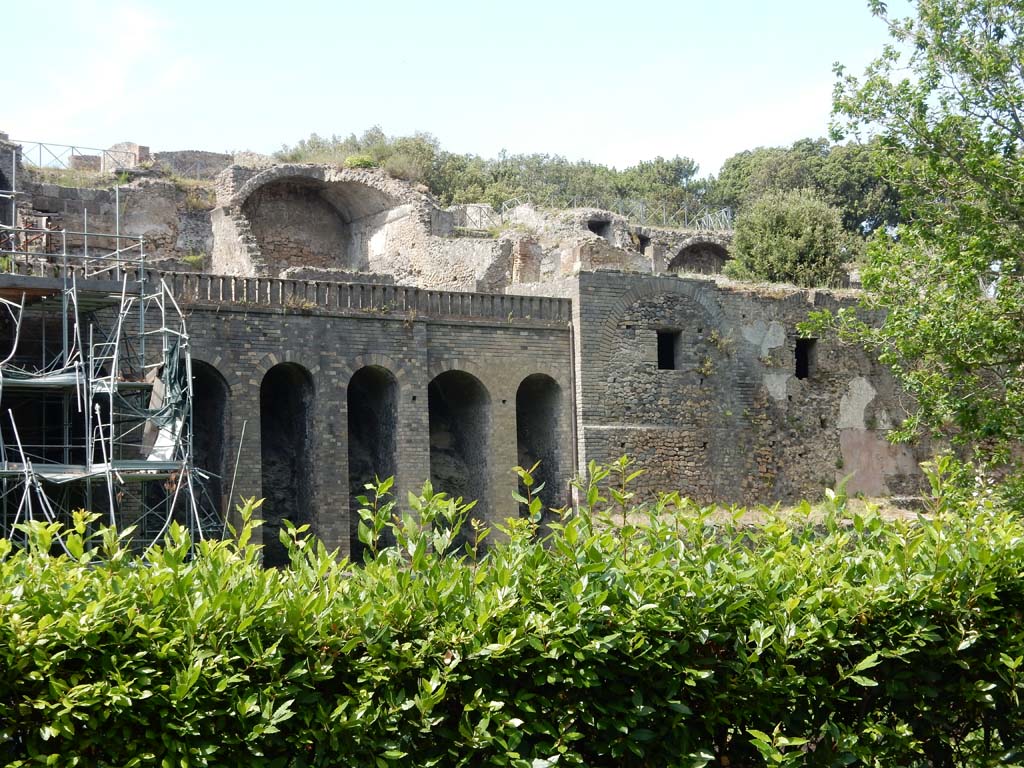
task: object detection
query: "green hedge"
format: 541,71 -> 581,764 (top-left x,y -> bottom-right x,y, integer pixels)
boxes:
2,459 -> 1024,767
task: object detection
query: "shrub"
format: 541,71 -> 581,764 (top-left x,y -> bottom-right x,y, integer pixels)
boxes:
726,188 -> 857,287
1,463 -> 1023,766
342,153 -> 378,170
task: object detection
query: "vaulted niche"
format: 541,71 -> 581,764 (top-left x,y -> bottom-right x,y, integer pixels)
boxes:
668,242 -> 730,275
243,180 -> 350,269
515,374 -> 563,517
428,370 -> 490,550
191,361 -> 230,523
260,363 -> 314,568
240,175 -> 400,272
587,219 -> 613,242
347,365 -> 398,559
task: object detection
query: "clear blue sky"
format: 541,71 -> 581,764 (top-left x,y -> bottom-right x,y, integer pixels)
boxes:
5,0 -> 913,175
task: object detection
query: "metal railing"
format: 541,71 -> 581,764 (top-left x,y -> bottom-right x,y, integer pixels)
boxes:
12,140 -> 136,172
500,194 -> 733,231
0,226 -> 145,281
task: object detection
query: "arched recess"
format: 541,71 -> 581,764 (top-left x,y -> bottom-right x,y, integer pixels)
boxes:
260,363 -> 314,568
428,370 -> 490,549
191,361 -> 230,524
668,242 -> 730,274
515,374 -> 564,517
347,365 -> 398,559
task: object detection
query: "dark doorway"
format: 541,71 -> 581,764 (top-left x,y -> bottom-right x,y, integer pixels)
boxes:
347,365 -> 398,559
795,338 -> 817,380
657,330 -> 681,370
428,370 -> 490,550
515,374 -> 563,517
260,363 -> 314,567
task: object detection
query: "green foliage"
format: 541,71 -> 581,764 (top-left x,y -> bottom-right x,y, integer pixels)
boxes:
3,466 -> 1024,766
181,252 -> 205,268
816,0 -> 1024,476
726,188 -> 858,287
277,127 -> 707,214
710,138 -> 899,234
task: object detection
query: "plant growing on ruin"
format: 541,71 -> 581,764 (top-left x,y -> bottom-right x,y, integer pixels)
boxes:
342,153 -> 378,170
726,188 -> 857,287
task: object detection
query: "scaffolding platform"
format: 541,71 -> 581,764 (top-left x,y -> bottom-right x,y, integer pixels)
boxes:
0,152 -> 219,553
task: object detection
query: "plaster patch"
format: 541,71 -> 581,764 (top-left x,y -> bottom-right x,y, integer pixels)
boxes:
839,428 -> 920,496
741,319 -> 786,357
764,372 -> 791,401
838,376 -> 876,429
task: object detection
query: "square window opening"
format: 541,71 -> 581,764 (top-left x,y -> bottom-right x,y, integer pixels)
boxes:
795,338 -> 817,380
658,330 -> 681,370
636,233 -> 651,253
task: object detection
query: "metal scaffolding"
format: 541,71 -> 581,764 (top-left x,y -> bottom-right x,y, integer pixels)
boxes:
0,150 -> 219,551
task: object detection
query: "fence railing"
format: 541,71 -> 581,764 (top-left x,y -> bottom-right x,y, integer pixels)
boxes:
500,194 -> 733,231
13,140 -> 136,172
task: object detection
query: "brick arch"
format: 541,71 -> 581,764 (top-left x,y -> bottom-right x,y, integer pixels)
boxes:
190,355 -> 238,395
231,164 -> 424,214
427,357 -> 491,385
340,353 -> 413,389
513,364 -> 569,397
253,351 -> 321,390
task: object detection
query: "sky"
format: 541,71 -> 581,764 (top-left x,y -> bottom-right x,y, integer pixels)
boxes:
4,0 -> 914,176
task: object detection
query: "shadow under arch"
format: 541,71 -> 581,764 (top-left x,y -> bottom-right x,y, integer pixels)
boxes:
260,362 -> 315,567
347,365 -> 398,559
191,360 -> 231,526
428,369 -> 491,549
515,373 -> 564,517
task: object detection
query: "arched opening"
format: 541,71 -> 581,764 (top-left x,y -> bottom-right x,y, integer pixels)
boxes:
347,365 -> 398,559
191,361 -> 230,524
668,242 -> 730,274
515,374 -> 563,517
260,363 -> 314,567
428,370 -> 490,549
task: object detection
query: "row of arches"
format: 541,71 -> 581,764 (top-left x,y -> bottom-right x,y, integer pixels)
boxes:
190,362 -> 564,565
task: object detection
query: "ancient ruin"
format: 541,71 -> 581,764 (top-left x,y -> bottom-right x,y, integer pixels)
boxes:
0,136 -> 927,556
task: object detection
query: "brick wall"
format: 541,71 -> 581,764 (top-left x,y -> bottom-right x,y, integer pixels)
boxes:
179,276 -> 573,557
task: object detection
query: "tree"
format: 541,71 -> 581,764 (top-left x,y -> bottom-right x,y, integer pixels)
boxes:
710,138 -> 898,234
815,139 -> 900,233
725,188 -> 855,287
815,0 -> 1024,474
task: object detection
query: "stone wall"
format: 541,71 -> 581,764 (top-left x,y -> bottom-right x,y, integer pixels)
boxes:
571,271 -> 926,504
0,138 -> 18,227
20,177 -> 212,263
102,142 -> 150,172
